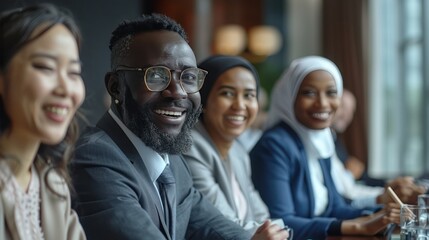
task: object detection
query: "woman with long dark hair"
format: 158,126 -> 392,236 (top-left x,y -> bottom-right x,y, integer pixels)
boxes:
0,3 -> 86,239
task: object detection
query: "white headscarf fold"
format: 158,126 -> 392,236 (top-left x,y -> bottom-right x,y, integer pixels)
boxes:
265,56 -> 343,159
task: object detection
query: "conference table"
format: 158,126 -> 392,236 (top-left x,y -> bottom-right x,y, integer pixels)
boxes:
326,233 -> 400,240
326,236 -> 385,240
324,224 -> 401,240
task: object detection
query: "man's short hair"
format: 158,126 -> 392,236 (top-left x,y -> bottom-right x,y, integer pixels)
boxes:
109,13 -> 187,69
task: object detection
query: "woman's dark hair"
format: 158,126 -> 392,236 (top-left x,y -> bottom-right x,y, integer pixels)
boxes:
0,3 -> 82,197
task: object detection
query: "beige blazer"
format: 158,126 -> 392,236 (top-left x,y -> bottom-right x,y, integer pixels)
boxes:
0,158 -> 86,240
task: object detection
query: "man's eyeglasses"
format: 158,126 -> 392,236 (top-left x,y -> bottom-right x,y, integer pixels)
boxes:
114,65 -> 208,94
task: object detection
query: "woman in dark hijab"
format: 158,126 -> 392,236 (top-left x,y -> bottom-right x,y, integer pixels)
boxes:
183,55 -> 291,239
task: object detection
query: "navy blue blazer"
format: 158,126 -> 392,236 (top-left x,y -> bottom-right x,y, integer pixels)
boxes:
250,122 -> 368,240
71,112 -> 250,240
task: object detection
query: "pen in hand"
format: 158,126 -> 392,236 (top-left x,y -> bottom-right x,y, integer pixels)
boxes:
387,186 -> 416,218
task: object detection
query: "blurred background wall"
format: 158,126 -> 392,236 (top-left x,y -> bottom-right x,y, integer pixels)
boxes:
1,0 -> 428,180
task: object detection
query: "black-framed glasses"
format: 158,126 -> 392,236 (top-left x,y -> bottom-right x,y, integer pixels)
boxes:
114,65 -> 208,94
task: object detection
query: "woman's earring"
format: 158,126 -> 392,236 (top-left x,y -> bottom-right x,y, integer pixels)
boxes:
114,99 -> 119,104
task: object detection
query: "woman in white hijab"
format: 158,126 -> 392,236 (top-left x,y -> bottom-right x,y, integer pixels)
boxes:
250,56 -> 399,239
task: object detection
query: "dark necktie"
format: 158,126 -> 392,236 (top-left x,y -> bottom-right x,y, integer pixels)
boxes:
157,165 -> 176,240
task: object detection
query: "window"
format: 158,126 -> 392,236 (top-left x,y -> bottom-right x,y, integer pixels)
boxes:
368,0 -> 427,178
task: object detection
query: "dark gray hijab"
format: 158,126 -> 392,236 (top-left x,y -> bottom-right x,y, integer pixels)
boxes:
197,55 -> 260,111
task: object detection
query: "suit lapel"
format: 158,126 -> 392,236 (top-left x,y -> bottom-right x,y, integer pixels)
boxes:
1,188 -> 20,239
282,122 -> 316,217
97,112 -> 172,240
319,157 -> 336,210
38,161 -> 57,240
197,123 -> 237,210
97,112 -> 140,163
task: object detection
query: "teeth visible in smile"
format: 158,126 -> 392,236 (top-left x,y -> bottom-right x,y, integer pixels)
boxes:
227,116 -> 245,121
312,112 -> 329,120
155,109 -> 183,117
46,106 -> 68,116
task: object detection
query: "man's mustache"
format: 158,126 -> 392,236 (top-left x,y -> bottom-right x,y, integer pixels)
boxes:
146,99 -> 195,111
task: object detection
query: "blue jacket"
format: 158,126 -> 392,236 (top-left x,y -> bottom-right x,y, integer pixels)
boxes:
250,122 -> 368,239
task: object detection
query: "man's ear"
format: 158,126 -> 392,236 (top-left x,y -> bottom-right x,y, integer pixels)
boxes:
105,72 -> 121,101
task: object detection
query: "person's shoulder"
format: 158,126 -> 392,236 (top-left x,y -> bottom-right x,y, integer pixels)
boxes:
190,127 -> 209,147
250,123 -> 304,163
184,124 -> 217,162
259,122 -> 300,147
190,122 -> 211,144
76,125 -> 112,148
73,125 -> 128,167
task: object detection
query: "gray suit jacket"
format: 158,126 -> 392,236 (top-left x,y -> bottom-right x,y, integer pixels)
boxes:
183,122 -> 270,234
71,112 -> 250,240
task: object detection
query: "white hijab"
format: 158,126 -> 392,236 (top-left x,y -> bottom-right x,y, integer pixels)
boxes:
265,56 -> 343,159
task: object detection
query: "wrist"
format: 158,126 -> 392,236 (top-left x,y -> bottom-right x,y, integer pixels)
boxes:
341,220 -> 361,235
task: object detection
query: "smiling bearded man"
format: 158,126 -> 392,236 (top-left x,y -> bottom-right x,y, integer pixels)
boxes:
70,13 -> 250,240
122,83 -> 202,154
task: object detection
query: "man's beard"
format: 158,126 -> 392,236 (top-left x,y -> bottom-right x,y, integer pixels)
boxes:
121,88 -> 201,154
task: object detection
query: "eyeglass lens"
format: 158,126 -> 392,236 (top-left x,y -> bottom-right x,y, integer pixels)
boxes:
145,67 -> 205,93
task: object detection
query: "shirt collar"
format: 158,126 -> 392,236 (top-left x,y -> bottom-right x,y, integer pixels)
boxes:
108,109 -> 169,182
